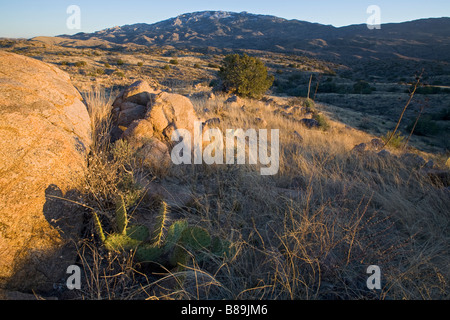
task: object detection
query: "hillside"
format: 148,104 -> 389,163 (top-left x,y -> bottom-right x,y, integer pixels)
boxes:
61,11 -> 450,63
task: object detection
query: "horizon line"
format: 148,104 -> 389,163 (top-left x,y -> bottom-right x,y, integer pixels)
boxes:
1,10 -> 449,40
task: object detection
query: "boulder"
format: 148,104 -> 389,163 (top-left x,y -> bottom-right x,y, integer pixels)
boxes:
114,84 -> 203,173
0,51 -> 91,291
112,80 -> 160,130
122,119 -> 155,149
117,104 -> 147,127
136,138 -> 172,173
113,80 -> 158,108
147,92 -> 202,140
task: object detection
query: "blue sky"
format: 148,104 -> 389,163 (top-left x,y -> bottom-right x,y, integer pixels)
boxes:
1,0 -> 449,38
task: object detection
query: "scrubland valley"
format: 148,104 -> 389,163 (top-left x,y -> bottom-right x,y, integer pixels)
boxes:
0,11 -> 449,300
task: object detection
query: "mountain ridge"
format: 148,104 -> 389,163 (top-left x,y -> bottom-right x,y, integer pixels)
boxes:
57,11 -> 450,63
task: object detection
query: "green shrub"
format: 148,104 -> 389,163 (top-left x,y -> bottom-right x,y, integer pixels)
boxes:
304,98 -> 316,113
137,62 -> 144,67
163,65 -> 171,71
312,113 -> 330,131
193,63 -> 201,69
169,59 -> 179,65
218,53 -> 274,99
117,59 -> 124,66
75,61 -> 87,68
382,131 -> 406,149
104,63 -> 111,68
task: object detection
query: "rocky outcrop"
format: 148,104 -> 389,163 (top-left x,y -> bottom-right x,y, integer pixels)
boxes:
0,51 -> 92,292
113,81 -> 207,204
113,82 -> 201,173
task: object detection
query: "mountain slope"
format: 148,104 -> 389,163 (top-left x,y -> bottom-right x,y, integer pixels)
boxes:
62,11 -> 450,63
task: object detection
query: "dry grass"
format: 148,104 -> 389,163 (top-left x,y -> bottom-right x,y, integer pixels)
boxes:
72,90 -> 450,300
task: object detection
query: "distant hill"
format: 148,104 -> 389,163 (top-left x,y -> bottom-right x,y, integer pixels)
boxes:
60,11 -> 450,63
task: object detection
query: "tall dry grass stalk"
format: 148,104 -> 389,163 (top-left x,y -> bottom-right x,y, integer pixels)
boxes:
83,86 -> 115,154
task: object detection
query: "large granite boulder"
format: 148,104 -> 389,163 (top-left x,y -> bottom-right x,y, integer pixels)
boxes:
0,51 -> 92,292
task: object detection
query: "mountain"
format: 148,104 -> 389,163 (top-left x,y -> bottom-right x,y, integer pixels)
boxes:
62,11 -> 450,63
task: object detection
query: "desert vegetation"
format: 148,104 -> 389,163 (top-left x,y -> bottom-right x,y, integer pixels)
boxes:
1,12 -> 449,301
58,84 -> 449,300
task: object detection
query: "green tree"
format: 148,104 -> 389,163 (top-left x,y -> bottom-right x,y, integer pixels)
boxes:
218,54 -> 274,99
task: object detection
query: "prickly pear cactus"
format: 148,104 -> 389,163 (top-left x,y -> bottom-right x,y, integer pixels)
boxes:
91,197 -> 233,269
210,236 -> 233,258
92,211 -> 106,243
115,195 -> 128,235
151,200 -> 168,247
135,243 -> 163,262
180,226 -> 211,250
104,233 -> 141,252
163,220 -> 188,253
127,224 -> 150,242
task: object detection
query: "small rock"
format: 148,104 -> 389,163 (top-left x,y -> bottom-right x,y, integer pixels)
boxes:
370,138 -> 385,151
225,95 -> 244,108
204,118 -> 221,127
352,143 -> 367,153
226,95 -> 241,104
301,118 -> 320,129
